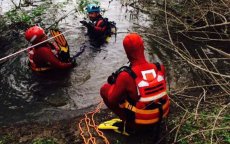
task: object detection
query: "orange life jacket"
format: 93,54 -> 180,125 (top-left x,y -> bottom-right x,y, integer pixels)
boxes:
119,65 -> 170,125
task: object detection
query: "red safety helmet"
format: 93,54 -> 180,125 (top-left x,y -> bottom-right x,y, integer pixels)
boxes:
25,26 -> 46,44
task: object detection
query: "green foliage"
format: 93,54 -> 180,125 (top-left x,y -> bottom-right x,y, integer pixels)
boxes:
5,5 -> 46,25
172,107 -> 230,144
223,114 -> 230,122
76,0 -> 100,13
224,135 -> 230,143
0,135 -> 14,144
32,138 -> 57,144
0,17 -> 7,31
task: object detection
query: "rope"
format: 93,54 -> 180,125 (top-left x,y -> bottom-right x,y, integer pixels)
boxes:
0,27 -> 84,62
0,29 -> 129,63
78,100 -> 110,144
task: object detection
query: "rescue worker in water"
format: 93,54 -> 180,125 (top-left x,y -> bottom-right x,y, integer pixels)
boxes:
25,26 -> 75,72
80,4 -> 112,46
99,33 -> 170,135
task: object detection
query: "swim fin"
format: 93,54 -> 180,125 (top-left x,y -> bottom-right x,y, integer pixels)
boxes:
105,36 -> 111,43
98,118 -> 130,136
98,118 -> 122,130
50,29 -> 70,62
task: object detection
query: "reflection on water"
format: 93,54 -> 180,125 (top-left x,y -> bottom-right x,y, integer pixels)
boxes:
0,0 -> 152,124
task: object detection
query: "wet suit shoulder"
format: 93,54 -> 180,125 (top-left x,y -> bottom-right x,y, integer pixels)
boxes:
100,66 -> 139,109
34,44 -> 73,69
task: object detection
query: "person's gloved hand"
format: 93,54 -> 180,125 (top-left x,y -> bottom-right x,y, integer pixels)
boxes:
86,22 -> 94,29
80,20 -> 88,26
80,20 -> 93,29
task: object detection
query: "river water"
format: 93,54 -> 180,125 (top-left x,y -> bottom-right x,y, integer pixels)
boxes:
0,0 -> 152,125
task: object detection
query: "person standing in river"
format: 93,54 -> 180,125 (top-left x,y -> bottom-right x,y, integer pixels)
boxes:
80,4 -> 116,47
99,33 -> 170,137
25,26 -> 75,72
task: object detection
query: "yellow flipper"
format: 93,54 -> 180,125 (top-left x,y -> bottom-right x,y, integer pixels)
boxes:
50,29 -> 68,48
60,45 -> 68,53
105,36 -> 111,43
50,29 -> 70,62
98,118 -> 122,130
98,118 -> 130,136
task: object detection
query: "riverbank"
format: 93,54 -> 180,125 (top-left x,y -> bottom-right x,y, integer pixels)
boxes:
0,107 -> 168,144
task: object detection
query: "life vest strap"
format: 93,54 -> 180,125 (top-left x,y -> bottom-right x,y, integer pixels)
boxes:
30,65 -> 52,72
119,98 -> 170,115
139,91 -> 167,102
135,108 -> 169,124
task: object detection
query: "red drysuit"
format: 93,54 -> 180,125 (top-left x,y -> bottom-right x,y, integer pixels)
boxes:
100,33 -> 168,126
28,43 -> 73,71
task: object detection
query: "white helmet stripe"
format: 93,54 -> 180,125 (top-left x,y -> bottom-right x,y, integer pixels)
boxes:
30,35 -> 37,43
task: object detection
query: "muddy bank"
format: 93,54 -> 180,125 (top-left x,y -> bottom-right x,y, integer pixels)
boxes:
0,108 -> 168,144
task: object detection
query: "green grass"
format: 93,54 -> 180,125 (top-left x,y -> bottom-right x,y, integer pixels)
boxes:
170,104 -> 230,144
32,138 -> 58,144
0,135 -> 14,144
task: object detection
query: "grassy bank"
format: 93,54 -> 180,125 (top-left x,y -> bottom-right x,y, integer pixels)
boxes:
130,0 -> 230,143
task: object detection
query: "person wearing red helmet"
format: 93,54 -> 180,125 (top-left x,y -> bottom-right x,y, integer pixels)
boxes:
25,26 -> 74,72
99,33 -> 170,136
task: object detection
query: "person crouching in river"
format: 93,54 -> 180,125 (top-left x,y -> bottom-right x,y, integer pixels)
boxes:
25,26 -> 75,72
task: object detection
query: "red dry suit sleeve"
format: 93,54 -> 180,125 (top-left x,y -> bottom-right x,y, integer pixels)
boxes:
37,47 -> 73,69
100,72 -> 139,109
94,19 -> 106,33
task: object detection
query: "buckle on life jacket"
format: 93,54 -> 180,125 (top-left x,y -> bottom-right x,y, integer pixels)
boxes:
119,99 -> 170,124
135,101 -> 169,125
156,101 -> 163,123
119,99 -> 169,115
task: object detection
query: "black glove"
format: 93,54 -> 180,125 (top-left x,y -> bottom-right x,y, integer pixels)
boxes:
80,20 -> 93,29
80,20 -> 88,26
86,22 -> 93,29
58,51 -> 70,62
